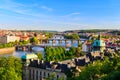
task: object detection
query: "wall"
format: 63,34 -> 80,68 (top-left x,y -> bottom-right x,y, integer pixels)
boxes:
0,47 -> 15,54
0,35 -> 20,44
7,35 -> 20,43
23,67 -> 67,80
0,36 -> 7,44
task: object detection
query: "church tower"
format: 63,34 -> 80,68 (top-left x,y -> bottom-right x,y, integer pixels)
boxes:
92,32 -> 106,52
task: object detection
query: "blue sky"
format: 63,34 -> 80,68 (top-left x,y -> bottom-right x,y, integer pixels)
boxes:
0,0 -> 120,31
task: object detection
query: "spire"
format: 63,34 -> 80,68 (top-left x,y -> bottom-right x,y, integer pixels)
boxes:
98,32 -> 101,40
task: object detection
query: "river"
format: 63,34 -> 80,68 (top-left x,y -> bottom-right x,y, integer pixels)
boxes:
0,35 -> 87,58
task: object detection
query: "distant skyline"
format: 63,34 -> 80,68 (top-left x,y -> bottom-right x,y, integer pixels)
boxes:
0,0 -> 120,31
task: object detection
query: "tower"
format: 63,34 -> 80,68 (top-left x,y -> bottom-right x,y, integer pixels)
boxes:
92,32 -> 105,52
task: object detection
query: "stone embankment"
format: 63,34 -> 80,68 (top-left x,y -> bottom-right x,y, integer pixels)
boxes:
0,47 -> 15,54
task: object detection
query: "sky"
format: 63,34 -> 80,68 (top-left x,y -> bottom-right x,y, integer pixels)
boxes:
0,0 -> 120,31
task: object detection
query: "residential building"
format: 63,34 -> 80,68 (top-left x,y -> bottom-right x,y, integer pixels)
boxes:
82,41 -> 92,52
0,35 -> 20,44
22,54 -> 67,80
20,32 -> 29,41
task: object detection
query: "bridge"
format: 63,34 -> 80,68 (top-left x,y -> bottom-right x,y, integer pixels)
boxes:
39,38 -> 81,45
16,35 -> 84,51
15,44 -> 72,52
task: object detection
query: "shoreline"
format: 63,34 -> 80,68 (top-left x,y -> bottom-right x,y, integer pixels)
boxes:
0,47 -> 15,54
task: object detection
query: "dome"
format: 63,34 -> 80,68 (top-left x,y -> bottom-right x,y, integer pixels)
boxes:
93,40 -> 105,47
22,54 -> 38,60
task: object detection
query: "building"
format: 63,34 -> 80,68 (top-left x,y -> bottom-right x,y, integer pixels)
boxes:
82,41 -> 92,52
22,52 -> 105,80
20,32 -> 29,41
92,33 -> 106,52
0,35 -> 20,44
22,54 -> 67,80
38,33 -> 47,44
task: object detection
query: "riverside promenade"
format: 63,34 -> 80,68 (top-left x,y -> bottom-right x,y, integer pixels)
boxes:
0,47 -> 15,54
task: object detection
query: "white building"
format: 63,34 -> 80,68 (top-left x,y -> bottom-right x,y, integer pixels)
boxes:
0,35 -> 20,44
22,54 -> 67,80
82,42 -> 92,52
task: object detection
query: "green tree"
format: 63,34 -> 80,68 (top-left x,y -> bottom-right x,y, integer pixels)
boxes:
64,34 -> 79,40
30,37 -> 39,44
76,47 -> 83,57
77,61 -> 102,80
69,47 -> 76,55
36,52 -> 44,60
0,56 -> 22,80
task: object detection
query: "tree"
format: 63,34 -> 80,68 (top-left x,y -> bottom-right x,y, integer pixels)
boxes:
36,52 -> 44,60
45,47 -> 68,61
64,34 -> 80,40
78,44 -> 82,47
15,40 -> 18,45
69,47 -> 76,55
46,72 -> 55,80
30,37 -> 39,44
76,47 -> 83,57
77,61 -> 102,80
74,54 -> 120,80
0,67 -> 21,80
0,56 -> 22,80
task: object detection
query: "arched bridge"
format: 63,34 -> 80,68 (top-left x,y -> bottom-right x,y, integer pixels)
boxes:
15,44 -> 72,51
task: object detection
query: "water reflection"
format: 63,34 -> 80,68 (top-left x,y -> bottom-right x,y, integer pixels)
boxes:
0,51 -> 31,57
32,47 -> 44,52
0,35 -> 87,58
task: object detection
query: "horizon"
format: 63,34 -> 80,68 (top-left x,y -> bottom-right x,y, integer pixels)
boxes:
0,0 -> 120,31
0,28 -> 120,32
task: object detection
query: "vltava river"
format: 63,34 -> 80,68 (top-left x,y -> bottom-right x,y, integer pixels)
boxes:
0,36 -> 87,58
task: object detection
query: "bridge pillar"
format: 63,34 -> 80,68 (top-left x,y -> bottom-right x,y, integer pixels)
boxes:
39,39 -> 42,44
17,46 -> 22,51
58,39 -> 61,44
15,46 -> 19,51
59,39 -> 62,44
47,40 -> 49,44
52,40 -> 54,46
52,39 -> 56,45
78,40 -> 80,44
65,39 -> 68,46
54,39 -> 56,43
29,46 -> 33,52
71,39 -> 74,44
27,46 -> 30,52
60,36 -> 62,40
22,46 -> 26,51
58,39 -> 60,44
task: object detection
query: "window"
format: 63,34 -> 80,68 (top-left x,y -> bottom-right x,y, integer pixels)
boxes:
57,75 -> 59,79
36,70 -> 38,74
33,70 -> 34,80
48,73 -> 50,77
44,72 -> 46,76
36,70 -> 38,80
96,42 -> 98,46
40,77 -> 42,80
40,71 -> 41,75
29,69 -> 31,79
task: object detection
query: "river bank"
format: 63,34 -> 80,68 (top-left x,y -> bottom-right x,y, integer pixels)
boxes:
0,47 -> 15,54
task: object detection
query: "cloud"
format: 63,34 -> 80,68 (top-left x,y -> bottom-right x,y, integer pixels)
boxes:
0,0 -> 53,17
0,0 -> 31,14
61,12 -> 80,17
41,5 -> 53,11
